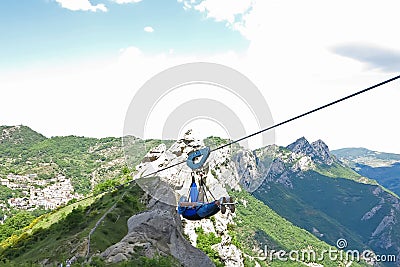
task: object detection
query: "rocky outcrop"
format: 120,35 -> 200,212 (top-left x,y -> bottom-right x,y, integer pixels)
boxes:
287,137 -> 315,156
362,205 -> 382,221
233,150 -> 263,192
367,189 -> 400,259
141,143 -> 167,163
212,235 -> 243,267
100,178 -> 214,266
181,211 -> 243,267
311,140 -> 334,165
130,131 -> 244,266
264,158 -> 293,188
135,130 -> 242,201
287,137 -> 334,165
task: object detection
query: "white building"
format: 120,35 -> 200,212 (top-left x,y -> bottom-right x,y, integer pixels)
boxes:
0,179 -> 9,186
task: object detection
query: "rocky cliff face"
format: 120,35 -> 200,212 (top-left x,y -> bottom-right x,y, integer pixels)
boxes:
233,136 -> 400,265
100,178 -> 214,267
367,186 -> 400,258
287,137 -> 334,165
256,138 -> 400,266
103,130 -> 245,266
134,130 -> 241,202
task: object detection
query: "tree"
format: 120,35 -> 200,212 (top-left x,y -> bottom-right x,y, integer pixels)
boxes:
0,211 -> 35,242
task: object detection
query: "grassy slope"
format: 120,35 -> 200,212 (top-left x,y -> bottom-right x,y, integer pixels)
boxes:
1,129 -> 390,266
252,170 -> 400,263
332,148 -> 400,198
354,163 -> 400,197
0,184 -> 147,266
231,190 -> 368,267
0,126 -> 46,146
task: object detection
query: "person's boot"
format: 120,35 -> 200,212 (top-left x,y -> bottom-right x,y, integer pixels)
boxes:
220,197 -> 227,214
228,196 -> 235,213
198,178 -> 205,202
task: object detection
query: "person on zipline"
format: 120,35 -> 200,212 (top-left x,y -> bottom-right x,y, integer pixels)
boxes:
177,175 -> 235,220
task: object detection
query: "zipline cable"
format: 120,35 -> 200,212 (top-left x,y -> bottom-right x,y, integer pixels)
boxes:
138,74 -> 400,178
211,74 -> 400,152
58,74 -> 400,207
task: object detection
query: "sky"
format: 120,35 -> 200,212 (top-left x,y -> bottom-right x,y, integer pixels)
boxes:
1,0 -> 400,153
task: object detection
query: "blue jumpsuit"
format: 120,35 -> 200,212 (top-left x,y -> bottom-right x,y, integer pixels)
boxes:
177,181 -> 220,220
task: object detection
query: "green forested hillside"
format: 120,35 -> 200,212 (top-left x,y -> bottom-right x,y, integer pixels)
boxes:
231,190 -> 368,267
0,125 -> 173,194
332,147 -> 400,197
2,126 -> 398,266
0,126 -> 181,266
0,184 -> 154,266
0,126 -> 46,147
253,170 -> 400,265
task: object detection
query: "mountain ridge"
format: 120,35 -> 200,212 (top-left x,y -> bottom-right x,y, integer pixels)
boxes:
249,140 -> 400,266
332,147 -> 400,201
1,125 -> 399,266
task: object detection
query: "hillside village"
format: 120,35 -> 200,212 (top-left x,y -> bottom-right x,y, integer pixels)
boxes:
0,125 -> 126,224
0,173 -> 80,211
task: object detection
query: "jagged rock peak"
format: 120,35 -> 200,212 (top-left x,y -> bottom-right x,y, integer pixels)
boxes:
311,139 -> 330,153
180,129 -> 199,144
287,137 -> 334,165
311,139 -> 333,164
286,137 -> 314,155
141,143 -> 167,163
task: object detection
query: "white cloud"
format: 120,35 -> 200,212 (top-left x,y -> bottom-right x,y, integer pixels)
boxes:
0,47 -> 193,139
55,0 -> 107,12
2,40 -> 400,153
3,1 -> 400,154
194,0 -> 253,24
181,0 -> 254,30
112,0 -> 142,4
182,1 -> 192,10
144,26 -> 154,33
179,0 -> 400,152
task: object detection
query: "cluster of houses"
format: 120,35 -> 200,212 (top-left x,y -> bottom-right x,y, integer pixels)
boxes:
1,174 -> 80,210
2,174 -> 47,190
